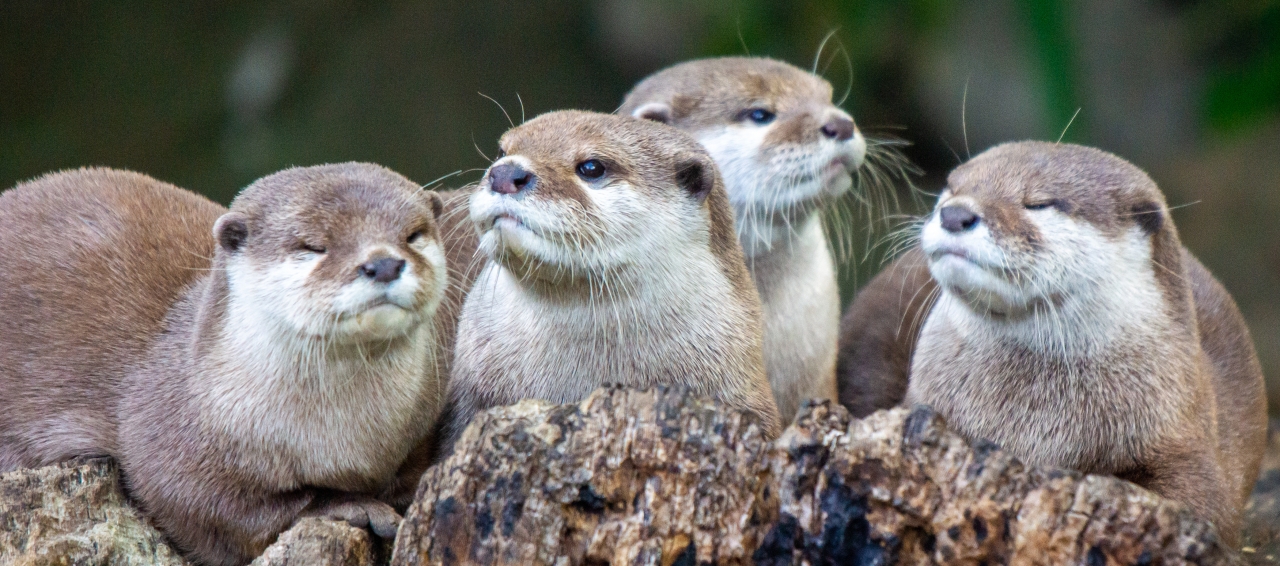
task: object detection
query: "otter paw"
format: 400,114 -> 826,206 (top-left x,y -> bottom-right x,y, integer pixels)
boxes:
303,497 -> 402,539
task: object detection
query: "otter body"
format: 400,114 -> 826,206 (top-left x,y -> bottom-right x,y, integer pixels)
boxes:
444,111 -> 781,443
0,165 -> 448,565
840,142 -> 1265,544
619,57 -> 868,422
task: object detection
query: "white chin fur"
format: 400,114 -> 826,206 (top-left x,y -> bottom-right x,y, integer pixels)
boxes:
333,304 -> 417,340
920,213 -> 1030,316
696,124 -> 866,254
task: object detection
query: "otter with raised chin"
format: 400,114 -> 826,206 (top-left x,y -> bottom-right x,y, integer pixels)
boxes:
619,56 -> 871,422
0,164 -> 448,565
846,142 -> 1265,544
443,110 -> 781,443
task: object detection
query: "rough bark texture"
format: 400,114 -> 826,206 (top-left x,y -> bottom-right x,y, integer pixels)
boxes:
250,518 -> 379,566
765,401 -> 1233,565
394,386 -> 1236,565
1242,419 -> 1280,564
0,458 -> 188,566
392,386 -> 777,566
2,388 -> 1260,565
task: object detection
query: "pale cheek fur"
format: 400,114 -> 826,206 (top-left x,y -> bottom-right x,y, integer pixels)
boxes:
577,182 -> 687,271
921,213 -> 1023,311
230,254 -> 329,336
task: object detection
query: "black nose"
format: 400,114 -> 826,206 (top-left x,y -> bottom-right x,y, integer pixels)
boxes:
488,163 -> 535,195
821,117 -> 856,141
359,257 -> 406,283
942,204 -> 977,233
939,205 -> 980,233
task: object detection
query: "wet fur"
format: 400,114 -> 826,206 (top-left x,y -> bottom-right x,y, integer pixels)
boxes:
443,111 -> 780,446
0,165 -> 448,565
837,142 -> 1266,545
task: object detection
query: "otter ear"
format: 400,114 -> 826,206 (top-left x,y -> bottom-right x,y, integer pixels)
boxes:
1130,201 -> 1163,235
213,212 -> 249,253
675,156 -> 716,203
422,190 -> 444,220
631,102 -> 673,124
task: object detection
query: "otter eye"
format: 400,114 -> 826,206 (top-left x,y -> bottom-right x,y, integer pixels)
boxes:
1025,200 -> 1062,211
407,231 -> 424,245
741,108 -> 776,125
576,159 -> 606,180
496,148 -> 506,160
299,242 -> 326,254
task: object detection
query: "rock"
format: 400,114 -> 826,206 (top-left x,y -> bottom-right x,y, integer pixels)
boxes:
251,518 -> 379,566
392,386 -> 778,565
1242,419 -> 1280,564
0,457 -> 188,566
393,386 -> 1236,565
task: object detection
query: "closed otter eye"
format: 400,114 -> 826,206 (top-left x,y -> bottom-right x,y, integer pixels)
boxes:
739,108 -> 776,125
298,242 -> 326,254
407,230 -> 427,245
1025,200 -> 1065,211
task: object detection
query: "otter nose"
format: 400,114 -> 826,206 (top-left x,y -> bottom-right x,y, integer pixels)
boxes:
821,116 -> 856,141
939,205 -> 981,233
359,257 -> 406,283
488,163 -> 535,195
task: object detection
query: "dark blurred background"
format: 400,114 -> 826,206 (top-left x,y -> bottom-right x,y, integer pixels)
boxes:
3,0 -> 1278,408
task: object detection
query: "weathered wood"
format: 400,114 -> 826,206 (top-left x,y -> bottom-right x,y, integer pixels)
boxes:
1242,419 -> 1280,564
251,518 -> 378,566
392,386 -> 778,565
395,386 -> 1236,565
766,401 -> 1233,565
0,458 -> 188,566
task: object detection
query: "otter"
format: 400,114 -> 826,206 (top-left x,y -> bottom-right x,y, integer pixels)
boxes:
442,110 -> 781,444
618,56 -> 869,423
841,142 -> 1265,544
0,164 -> 449,565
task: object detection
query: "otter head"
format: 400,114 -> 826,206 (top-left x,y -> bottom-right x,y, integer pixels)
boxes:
920,141 -> 1179,320
619,56 -> 866,254
470,110 -> 732,288
213,163 -> 446,343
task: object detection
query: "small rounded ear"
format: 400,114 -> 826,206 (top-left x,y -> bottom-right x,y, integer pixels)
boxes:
675,156 -> 716,203
213,212 -> 249,253
1130,201 -> 1163,235
422,190 -> 445,220
631,102 -> 673,124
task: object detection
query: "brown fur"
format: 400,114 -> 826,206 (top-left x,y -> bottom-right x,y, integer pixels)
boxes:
619,57 -> 866,422
837,142 -> 1266,545
443,111 -> 780,446
836,246 -> 937,418
0,165 -> 448,565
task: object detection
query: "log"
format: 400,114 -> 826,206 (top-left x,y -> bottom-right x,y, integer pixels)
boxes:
394,386 -> 1236,566
1241,419 -> 1280,564
251,518 -> 379,566
0,458 -> 188,566
392,386 -> 777,565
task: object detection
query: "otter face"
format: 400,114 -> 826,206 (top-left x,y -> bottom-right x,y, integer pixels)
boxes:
620,58 -> 866,240
920,142 -> 1168,319
215,164 -> 446,343
470,111 -> 720,284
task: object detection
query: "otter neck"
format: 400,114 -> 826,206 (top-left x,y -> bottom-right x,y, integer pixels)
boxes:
735,204 -> 826,262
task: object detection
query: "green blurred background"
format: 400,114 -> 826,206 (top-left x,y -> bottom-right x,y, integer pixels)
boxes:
3,0 -> 1279,408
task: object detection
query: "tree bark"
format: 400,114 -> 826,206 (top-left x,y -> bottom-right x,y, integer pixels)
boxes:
394,386 -> 1236,566
251,518 -> 379,566
0,458 -> 189,566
